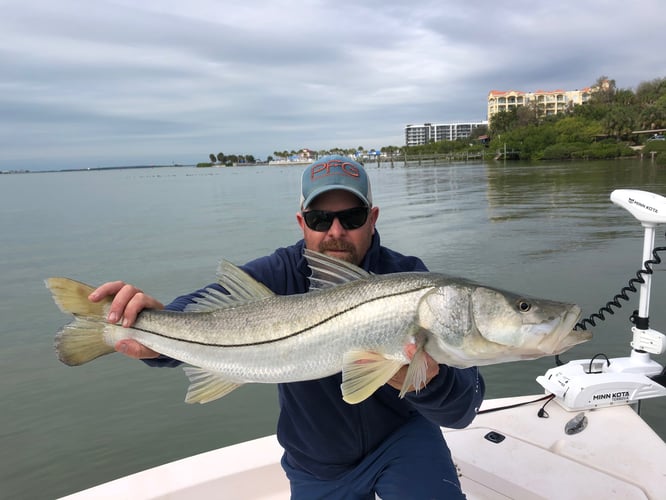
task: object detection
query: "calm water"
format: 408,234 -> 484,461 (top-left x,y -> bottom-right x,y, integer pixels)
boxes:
2,159 -> 666,499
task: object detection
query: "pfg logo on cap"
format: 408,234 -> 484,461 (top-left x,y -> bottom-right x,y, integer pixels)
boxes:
310,158 -> 361,180
300,155 -> 372,209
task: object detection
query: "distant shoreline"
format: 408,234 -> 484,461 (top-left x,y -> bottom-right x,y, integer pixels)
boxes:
0,164 -> 195,175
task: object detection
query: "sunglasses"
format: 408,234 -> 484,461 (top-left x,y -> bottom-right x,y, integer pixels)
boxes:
302,206 -> 370,232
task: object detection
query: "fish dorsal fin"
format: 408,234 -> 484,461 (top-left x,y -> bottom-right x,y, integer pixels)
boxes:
184,260 -> 274,313
304,249 -> 371,291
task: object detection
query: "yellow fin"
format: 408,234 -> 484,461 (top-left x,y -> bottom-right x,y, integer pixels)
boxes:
54,318 -> 116,365
46,277 -> 110,318
183,367 -> 244,404
340,351 -> 404,404
46,278 -> 115,365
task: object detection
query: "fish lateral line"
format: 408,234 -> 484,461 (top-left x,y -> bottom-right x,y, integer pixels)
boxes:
140,283 -> 437,348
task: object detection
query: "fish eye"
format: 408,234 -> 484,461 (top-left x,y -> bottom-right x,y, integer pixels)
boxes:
516,300 -> 532,312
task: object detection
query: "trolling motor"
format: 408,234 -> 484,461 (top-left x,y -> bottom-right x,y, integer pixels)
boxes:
537,189 -> 666,411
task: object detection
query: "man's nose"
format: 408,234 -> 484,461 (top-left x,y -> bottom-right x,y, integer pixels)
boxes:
326,216 -> 347,236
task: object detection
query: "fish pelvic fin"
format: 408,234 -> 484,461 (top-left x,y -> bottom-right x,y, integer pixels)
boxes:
399,345 -> 429,399
340,351 -> 404,404
46,277 -> 115,366
183,367 -> 244,404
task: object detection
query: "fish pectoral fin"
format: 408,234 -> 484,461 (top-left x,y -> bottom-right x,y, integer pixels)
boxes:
182,367 -> 244,404
340,351 -> 404,405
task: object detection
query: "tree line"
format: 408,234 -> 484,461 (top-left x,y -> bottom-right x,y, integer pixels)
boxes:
406,75 -> 666,162
198,147 -> 404,167
199,75 -> 666,166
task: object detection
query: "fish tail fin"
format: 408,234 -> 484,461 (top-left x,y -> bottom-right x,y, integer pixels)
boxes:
46,277 -> 108,318
55,318 -> 116,365
46,277 -> 115,365
341,351 -> 404,404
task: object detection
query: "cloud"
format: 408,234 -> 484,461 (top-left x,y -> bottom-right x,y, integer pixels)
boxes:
1,0 -> 665,170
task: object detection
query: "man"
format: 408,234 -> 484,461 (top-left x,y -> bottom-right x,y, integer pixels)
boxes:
90,155 -> 484,499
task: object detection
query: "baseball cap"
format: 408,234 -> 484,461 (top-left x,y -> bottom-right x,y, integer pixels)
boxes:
300,155 -> 373,209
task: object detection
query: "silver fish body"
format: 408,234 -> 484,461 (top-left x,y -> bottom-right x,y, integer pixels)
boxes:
47,250 -> 588,404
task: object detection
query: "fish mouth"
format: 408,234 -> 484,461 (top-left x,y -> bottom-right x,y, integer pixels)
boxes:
536,305 -> 589,354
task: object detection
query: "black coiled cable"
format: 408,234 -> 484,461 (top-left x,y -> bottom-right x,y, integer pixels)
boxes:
574,233 -> 666,331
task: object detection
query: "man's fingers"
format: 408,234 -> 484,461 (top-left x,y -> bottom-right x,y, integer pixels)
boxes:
115,340 -> 160,359
87,281 -> 163,327
404,343 -> 418,359
108,285 -> 140,325
88,281 -> 127,302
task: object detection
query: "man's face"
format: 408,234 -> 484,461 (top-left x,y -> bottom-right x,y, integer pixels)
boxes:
297,190 -> 379,265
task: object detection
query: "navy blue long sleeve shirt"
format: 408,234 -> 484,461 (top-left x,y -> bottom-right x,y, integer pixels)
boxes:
147,233 -> 484,479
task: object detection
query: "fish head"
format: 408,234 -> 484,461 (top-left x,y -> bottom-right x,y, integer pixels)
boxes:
419,283 -> 589,366
470,287 -> 586,355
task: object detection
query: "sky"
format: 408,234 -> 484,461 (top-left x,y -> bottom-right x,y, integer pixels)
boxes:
2,0 -> 665,171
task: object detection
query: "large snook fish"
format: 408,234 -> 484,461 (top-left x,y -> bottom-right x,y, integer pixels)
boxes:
47,250 -> 588,405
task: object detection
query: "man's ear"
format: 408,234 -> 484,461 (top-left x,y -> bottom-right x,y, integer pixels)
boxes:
370,206 -> 379,233
296,211 -> 306,230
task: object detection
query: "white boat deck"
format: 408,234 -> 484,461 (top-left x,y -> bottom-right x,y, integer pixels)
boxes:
59,395 -> 666,500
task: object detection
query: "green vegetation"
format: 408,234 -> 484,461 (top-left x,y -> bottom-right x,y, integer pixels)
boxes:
404,75 -> 666,162
205,75 -> 666,165
205,152 -> 257,166
644,138 -> 666,166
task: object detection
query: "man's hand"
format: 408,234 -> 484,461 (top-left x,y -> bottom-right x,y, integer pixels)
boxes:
387,343 -> 440,393
89,281 -> 163,359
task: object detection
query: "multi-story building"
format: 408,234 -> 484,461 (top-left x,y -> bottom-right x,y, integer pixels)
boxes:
487,87 -> 594,124
406,85 -> 598,145
404,121 -> 488,146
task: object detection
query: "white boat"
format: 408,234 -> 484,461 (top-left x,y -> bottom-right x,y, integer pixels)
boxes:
59,190 -> 666,500
58,395 -> 666,499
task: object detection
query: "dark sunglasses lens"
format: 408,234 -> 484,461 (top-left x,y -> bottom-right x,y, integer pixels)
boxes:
304,211 -> 334,231
303,207 -> 369,232
339,207 -> 369,229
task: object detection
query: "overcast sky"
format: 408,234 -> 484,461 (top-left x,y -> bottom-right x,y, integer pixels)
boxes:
2,0 -> 665,171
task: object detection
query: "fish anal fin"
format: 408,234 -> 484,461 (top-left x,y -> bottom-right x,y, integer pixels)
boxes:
341,351 -> 404,404
183,366 -> 244,404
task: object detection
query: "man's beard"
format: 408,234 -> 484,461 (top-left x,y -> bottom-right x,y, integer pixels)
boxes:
317,239 -> 359,264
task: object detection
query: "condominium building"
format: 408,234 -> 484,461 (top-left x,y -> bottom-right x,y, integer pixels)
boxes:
487,87 -> 594,123
404,121 -> 488,146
